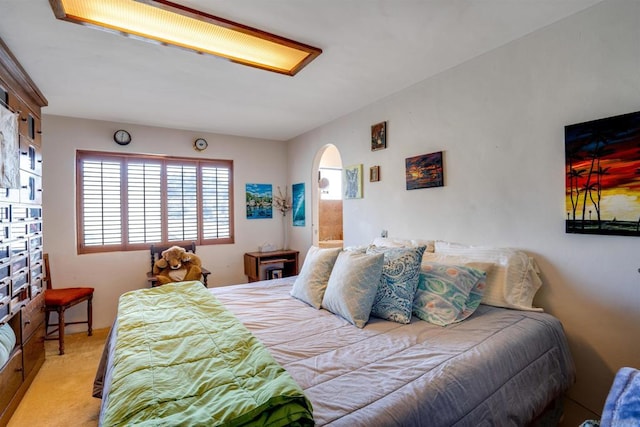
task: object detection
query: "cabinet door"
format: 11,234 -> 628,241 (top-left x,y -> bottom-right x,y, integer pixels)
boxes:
22,322 -> 44,378
21,292 -> 44,344
19,171 -> 42,205
0,350 -> 23,412
19,136 -> 42,176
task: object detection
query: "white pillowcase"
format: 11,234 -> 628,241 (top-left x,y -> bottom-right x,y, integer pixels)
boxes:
372,237 -> 435,253
430,241 -> 543,311
290,246 -> 342,308
321,250 -> 384,328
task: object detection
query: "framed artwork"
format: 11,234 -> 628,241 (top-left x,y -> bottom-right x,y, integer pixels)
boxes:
371,121 -> 387,151
0,103 -> 19,188
246,183 -> 273,219
370,165 -> 380,182
565,110 -> 640,236
292,182 -> 305,226
343,164 -> 363,199
405,151 -> 444,190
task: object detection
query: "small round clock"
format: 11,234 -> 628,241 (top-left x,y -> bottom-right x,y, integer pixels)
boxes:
113,129 -> 132,145
194,138 -> 208,151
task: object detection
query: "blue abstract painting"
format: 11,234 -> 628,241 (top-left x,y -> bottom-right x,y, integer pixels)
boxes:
292,183 -> 305,226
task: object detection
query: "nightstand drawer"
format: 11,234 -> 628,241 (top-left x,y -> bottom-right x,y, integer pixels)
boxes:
21,293 -> 44,343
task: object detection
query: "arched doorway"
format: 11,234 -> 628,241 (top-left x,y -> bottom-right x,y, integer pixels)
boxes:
311,144 -> 343,248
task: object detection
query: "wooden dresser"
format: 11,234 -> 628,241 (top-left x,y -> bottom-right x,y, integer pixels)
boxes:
0,37 -> 48,426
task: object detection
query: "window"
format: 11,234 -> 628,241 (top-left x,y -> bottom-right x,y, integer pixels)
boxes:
76,150 -> 234,253
319,167 -> 342,200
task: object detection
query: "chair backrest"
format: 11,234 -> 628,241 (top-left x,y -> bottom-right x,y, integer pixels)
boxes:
149,242 -> 197,272
43,253 -> 53,290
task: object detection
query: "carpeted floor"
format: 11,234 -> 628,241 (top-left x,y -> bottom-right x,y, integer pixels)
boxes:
8,328 -> 110,427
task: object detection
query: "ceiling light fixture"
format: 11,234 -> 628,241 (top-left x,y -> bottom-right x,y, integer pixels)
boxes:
49,0 -> 322,76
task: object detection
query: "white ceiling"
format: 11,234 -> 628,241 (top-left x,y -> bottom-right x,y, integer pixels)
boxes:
0,0 -> 603,141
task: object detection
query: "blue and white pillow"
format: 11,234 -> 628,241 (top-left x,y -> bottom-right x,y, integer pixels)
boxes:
0,323 -> 16,368
454,262 -> 493,322
367,245 -> 426,324
321,250 -> 384,328
413,262 -> 487,326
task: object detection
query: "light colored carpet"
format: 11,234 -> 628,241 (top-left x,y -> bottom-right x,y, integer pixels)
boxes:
8,328 -> 110,427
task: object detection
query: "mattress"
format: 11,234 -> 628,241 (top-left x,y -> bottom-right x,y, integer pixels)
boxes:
96,277 -> 575,426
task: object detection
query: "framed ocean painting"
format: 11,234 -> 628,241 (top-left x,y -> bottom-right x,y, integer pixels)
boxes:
292,182 -> 305,226
565,110 -> 640,236
246,183 -> 273,219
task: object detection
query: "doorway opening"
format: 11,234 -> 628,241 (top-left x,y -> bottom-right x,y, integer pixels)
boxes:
312,144 -> 343,248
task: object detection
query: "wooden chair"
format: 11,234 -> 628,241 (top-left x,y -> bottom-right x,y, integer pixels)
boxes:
43,253 -> 94,355
147,242 -> 211,287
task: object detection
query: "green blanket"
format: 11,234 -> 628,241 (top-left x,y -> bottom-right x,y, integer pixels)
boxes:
101,281 -> 313,427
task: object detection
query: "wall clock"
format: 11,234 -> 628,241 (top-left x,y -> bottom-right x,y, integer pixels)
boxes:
194,138 -> 208,151
113,129 -> 131,145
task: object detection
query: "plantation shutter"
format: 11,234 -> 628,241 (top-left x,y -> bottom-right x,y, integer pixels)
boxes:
80,159 -> 122,246
166,163 -> 198,242
127,161 -> 162,243
202,164 -> 231,240
77,151 -> 233,253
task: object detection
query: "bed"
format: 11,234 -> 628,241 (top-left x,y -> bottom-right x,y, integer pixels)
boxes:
94,241 -> 575,426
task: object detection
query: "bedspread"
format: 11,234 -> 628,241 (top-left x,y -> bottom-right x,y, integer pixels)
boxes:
95,277 -> 574,426
99,281 -> 313,427
211,278 -> 575,426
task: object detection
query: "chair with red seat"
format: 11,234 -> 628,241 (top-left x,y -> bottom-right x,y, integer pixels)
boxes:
43,253 -> 94,355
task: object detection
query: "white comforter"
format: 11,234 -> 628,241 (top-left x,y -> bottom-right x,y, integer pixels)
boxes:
211,278 -> 575,426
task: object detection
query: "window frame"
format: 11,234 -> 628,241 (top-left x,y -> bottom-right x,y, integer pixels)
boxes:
76,150 -> 234,254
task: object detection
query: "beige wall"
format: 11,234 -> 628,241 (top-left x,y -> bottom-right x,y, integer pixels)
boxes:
287,0 -> 639,420
38,0 -> 638,420
42,115 -> 290,331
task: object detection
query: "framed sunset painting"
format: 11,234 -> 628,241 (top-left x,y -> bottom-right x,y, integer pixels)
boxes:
405,151 -> 444,190
565,110 -> 640,236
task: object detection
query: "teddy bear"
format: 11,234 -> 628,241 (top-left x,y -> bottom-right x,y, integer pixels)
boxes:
152,246 -> 203,286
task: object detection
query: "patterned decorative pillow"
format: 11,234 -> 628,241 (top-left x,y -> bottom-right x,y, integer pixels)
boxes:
0,323 -> 16,353
454,262 -> 494,322
321,250 -> 384,328
290,246 -> 342,308
413,262 -> 487,326
0,324 -> 14,368
0,344 -> 8,369
366,245 -> 426,324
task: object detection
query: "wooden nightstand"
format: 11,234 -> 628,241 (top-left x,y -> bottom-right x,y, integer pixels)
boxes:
244,250 -> 299,282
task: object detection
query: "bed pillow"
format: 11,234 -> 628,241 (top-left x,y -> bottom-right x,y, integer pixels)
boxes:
453,262 -> 494,322
366,245 -> 426,324
372,237 -> 435,253
0,344 -> 8,370
290,246 -> 342,308
321,250 -> 384,328
0,323 -> 16,353
413,262 -> 487,326
0,323 -> 15,369
433,241 -> 543,311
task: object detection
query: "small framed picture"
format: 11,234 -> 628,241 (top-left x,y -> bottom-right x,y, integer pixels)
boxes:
343,164 -> 363,199
371,121 -> 387,151
370,165 -> 380,182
